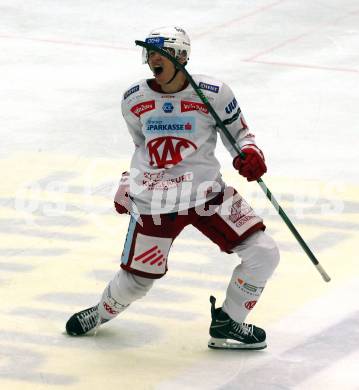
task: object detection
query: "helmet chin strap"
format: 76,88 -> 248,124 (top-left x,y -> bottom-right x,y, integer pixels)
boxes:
165,68 -> 179,85
165,61 -> 187,85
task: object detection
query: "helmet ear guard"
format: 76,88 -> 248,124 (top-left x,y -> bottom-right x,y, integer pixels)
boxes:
176,49 -> 188,64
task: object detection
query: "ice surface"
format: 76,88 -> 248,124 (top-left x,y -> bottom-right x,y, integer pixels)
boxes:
0,1 -> 358,389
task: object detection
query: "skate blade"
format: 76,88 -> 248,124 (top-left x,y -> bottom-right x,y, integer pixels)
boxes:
208,337 -> 267,350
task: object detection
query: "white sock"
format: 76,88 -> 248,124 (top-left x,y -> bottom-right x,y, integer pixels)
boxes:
98,269 -> 154,321
222,269 -> 266,323
222,231 -> 279,323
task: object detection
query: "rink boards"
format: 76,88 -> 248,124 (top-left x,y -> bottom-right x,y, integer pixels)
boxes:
0,152 -> 358,390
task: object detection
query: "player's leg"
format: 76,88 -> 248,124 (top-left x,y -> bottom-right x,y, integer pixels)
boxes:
211,230 -> 279,349
222,230 -> 279,323
66,212 -> 188,336
193,186 -> 279,349
65,268 -> 154,336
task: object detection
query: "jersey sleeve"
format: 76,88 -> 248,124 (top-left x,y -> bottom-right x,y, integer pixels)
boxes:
215,82 -> 257,158
121,93 -> 145,148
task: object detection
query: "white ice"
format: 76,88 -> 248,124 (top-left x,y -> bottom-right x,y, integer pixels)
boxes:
0,1 -> 358,389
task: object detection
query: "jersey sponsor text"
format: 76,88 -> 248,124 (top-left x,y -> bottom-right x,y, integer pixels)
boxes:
130,100 -> 155,117
199,82 -> 219,93
124,85 -> 140,99
145,116 -> 195,132
181,100 -> 209,114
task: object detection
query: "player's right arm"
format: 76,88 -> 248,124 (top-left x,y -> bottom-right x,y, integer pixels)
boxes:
121,83 -> 146,148
114,83 -> 146,215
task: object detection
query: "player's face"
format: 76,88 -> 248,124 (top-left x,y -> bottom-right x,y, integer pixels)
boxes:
147,49 -> 176,85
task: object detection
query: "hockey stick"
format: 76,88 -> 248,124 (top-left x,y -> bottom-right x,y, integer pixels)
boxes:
135,40 -> 331,283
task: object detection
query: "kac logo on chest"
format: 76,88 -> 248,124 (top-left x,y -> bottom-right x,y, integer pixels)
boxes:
162,102 -> 174,113
147,136 -> 197,168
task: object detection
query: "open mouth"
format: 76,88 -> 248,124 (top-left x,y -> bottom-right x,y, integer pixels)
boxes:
153,65 -> 163,76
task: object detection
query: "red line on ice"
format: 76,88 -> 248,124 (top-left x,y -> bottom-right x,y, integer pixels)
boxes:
0,34 -> 136,51
193,0 -> 287,39
245,59 -> 359,74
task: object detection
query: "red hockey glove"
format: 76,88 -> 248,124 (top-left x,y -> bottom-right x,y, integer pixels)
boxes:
233,145 -> 267,182
114,171 -> 131,214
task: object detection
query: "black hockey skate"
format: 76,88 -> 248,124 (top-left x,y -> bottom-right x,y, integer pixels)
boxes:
66,305 -> 108,336
208,296 -> 267,350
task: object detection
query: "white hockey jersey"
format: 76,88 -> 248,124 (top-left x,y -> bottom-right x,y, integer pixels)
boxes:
121,75 -> 257,215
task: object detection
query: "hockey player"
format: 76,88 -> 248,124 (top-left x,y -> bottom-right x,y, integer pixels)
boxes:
66,26 -> 280,350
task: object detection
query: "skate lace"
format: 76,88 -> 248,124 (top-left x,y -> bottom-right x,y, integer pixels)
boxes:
78,306 -> 99,332
231,321 -> 254,336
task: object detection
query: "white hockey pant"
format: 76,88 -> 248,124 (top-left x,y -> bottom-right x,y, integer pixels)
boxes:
222,230 -> 280,323
98,269 -> 154,321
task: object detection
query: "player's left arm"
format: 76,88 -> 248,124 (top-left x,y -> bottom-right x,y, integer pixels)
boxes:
216,83 -> 267,182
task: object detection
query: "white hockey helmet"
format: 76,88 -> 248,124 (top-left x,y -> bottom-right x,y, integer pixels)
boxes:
142,26 -> 191,64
